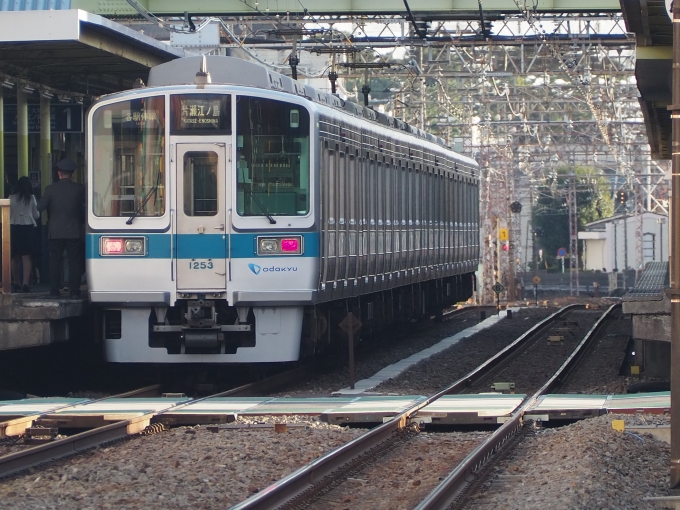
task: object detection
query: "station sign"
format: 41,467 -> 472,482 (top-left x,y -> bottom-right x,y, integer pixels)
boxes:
4,104 -> 83,133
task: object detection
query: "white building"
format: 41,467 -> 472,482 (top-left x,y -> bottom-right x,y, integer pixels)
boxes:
579,212 -> 669,273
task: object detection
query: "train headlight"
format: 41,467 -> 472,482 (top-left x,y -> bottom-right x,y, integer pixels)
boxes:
125,239 -> 144,253
100,236 -> 146,256
259,239 -> 279,253
257,236 -> 303,256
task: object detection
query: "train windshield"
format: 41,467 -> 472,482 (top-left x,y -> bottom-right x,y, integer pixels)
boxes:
236,96 -> 310,217
91,95 -> 166,218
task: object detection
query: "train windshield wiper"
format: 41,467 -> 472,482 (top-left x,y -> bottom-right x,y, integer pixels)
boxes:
240,168 -> 276,225
250,193 -> 277,225
126,174 -> 161,225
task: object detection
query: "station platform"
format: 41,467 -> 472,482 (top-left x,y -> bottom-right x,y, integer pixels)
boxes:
0,392 -> 669,427
0,290 -> 89,350
622,261 -> 670,378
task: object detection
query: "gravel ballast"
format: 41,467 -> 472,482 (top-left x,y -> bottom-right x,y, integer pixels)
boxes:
466,414 -> 670,510
0,414 -> 671,509
0,303 -> 673,509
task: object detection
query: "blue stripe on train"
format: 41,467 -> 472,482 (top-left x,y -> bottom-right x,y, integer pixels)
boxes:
86,233 -> 319,259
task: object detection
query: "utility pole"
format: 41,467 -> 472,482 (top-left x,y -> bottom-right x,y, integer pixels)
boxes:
669,0 -> 680,490
623,214 -> 629,290
568,176 -> 579,296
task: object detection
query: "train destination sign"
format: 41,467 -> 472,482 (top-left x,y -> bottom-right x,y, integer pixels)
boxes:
170,94 -> 231,134
3,104 -> 83,133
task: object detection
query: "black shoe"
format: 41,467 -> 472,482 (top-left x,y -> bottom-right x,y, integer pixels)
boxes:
21,284 -> 30,293
49,289 -> 60,297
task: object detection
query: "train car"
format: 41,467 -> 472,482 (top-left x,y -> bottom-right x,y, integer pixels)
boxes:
86,55 -> 480,363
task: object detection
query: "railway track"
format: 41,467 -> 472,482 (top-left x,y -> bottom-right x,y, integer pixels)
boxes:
417,303 -> 620,510
177,305 -> 492,401
229,303 -> 619,510
0,384 -> 165,478
0,305 -> 491,480
0,303 -> 616,505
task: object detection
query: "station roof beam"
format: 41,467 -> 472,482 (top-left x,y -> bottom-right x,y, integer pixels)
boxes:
0,9 -> 184,97
71,0 -> 622,18
621,0 -> 673,159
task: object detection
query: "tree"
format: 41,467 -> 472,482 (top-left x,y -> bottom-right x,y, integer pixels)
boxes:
532,166 -> 614,270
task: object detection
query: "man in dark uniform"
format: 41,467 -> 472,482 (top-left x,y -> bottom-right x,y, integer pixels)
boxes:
37,158 -> 85,298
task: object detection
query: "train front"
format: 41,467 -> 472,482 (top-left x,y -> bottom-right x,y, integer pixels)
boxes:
86,88 -> 317,363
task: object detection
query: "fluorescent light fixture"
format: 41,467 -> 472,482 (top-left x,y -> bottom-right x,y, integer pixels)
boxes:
1,79 -> 14,89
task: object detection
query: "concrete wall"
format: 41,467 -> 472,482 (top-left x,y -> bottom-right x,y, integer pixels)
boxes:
0,293 -> 88,350
583,238 -> 606,271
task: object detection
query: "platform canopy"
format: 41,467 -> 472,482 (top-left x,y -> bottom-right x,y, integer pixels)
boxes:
0,9 -> 184,98
621,0 -> 673,160
70,0 -> 622,17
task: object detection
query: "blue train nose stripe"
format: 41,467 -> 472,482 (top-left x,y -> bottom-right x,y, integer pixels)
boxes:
86,233 -> 319,258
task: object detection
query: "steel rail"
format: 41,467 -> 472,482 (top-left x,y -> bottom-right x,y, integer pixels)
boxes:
219,305 -> 486,401
0,384 -> 163,478
230,304 -> 582,510
215,367 -> 314,398
439,304 -> 583,394
0,375 -> 286,479
0,384 -> 162,439
414,303 -> 620,510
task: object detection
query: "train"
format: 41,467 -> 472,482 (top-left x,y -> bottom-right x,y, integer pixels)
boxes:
85,55 -> 480,363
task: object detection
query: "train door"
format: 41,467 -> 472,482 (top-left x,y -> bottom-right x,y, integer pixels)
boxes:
175,143 -> 228,290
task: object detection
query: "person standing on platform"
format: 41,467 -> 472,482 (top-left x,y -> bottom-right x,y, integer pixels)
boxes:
9,176 -> 40,293
37,158 -> 85,298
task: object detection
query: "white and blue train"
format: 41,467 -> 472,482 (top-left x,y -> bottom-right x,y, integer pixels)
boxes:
86,56 -> 480,363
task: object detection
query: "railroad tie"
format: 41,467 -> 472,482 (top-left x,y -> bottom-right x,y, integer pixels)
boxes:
490,382 -> 515,393
23,427 -> 58,445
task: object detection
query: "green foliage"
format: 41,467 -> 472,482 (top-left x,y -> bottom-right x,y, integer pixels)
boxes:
532,166 -> 614,269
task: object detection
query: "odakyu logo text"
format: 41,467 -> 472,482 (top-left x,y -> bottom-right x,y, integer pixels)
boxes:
249,263 -> 297,274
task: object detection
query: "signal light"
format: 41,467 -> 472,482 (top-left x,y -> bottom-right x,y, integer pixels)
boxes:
502,242 -> 509,252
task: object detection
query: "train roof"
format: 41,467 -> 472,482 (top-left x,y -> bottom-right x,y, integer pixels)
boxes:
147,55 -> 466,158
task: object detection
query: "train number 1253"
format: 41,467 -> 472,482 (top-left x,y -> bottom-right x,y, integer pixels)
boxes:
190,260 -> 214,269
